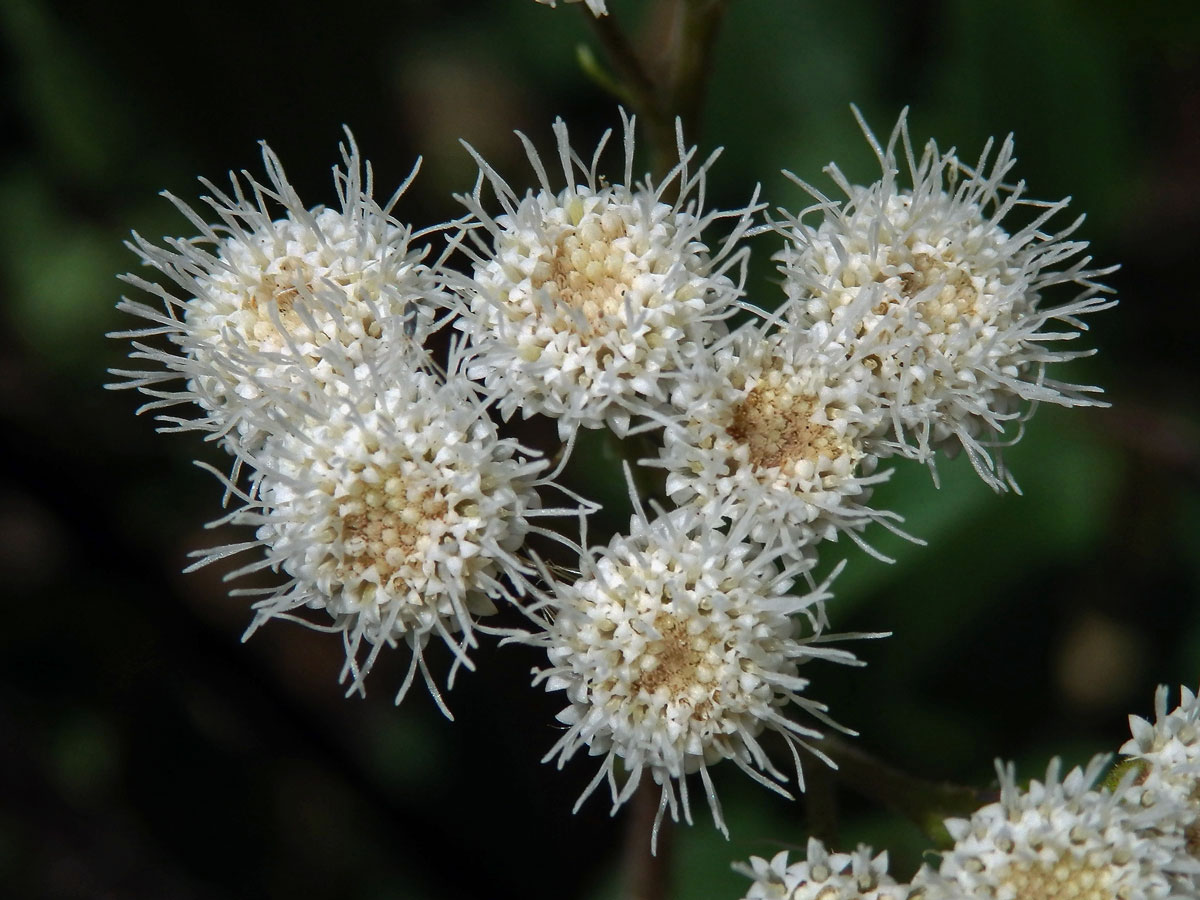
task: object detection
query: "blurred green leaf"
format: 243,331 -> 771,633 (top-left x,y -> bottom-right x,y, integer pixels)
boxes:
0,168 -> 126,371
0,0 -> 129,182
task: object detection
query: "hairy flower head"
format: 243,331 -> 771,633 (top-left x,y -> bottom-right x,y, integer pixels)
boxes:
916,756 -> 1177,900
191,352 -> 548,716
776,108 -> 1116,490
451,111 -> 758,440
736,839 -> 906,900
521,501 -> 864,845
645,317 -> 906,560
110,130 -> 449,454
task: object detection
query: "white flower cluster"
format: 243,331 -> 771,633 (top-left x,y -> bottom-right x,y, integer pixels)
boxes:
919,757 -> 1178,900
1120,685 -> 1200,893
452,110 -> 755,440
736,686 -> 1200,900
525,505 -> 864,844
206,357 -> 551,714
111,132 -> 450,455
736,839 -> 905,900
110,107 -> 1113,844
109,132 -> 563,710
774,108 -> 1116,490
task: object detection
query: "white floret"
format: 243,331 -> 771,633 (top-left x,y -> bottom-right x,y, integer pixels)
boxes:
775,108 -> 1116,490
520,502 -> 866,846
189,353 -> 551,717
451,110 -> 759,440
110,129 -> 451,455
916,756 -> 1179,900
736,838 -> 906,900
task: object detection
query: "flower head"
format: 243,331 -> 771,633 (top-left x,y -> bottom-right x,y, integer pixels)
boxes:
644,317 -> 904,560
451,111 -> 758,440
916,756 -> 1177,900
192,351 -> 547,716
110,129 -> 449,454
522,501 -> 862,845
1120,685 -> 1200,887
736,839 -> 905,900
775,108 -> 1116,489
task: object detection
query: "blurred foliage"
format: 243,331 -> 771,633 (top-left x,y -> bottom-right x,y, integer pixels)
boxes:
1,0 -> 1199,897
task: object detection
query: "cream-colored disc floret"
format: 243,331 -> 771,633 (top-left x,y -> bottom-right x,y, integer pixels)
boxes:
112,132 -> 447,454
591,604 -> 729,733
531,199 -> 640,326
478,186 -> 709,382
916,757 -> 1178,900
339,475 -> 449,588
188,208 -> 396,358
727,368 -> 852,473
996,855 -> 1119,900
321,458 -> 466,613
649,324 -> 897,557
775,108 -> 1116,489
527,508 -> 861,840
453,112 -> 757,439
791,192 -> 1017,348
210,361 -> 547,713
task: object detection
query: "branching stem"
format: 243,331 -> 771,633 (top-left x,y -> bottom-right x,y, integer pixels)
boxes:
584,0 -> 731,177
808,735 -> 989,847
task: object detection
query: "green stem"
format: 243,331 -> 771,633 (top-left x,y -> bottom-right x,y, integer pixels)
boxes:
586,5 -> 658,106
808,735 -> 987,848
665,0 -> 729,147
623,778 -> 674,900
803,755 -> 840,846
585,7 -> 678,177
583,0 -> 731,178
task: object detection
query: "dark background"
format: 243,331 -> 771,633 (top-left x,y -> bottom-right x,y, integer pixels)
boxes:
2,0 -> 1199,897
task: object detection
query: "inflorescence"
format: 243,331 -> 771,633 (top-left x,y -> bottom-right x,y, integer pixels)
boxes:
736,686 -> 1200,900
110,107 -> 1117,850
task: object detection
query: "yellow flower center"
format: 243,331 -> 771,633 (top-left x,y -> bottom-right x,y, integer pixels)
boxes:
1000,855 -> 1117,900
867,246 -> 984,336
616,610 -> 728,723
531,210 -> 641,330
727,379 -> 846,473
338,467 -> 450,594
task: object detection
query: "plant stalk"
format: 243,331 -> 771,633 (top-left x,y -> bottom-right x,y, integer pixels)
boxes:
807,735 -> 988,847
584,0 -> 731,177
623,778 -> 674,900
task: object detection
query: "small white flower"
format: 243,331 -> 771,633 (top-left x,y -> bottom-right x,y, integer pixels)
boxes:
1120,685 -> 1200,889
534,0 -> 607,16
192,354 -> 548,716
644,317 -> 906,560
916,756 -> 1177,900
735,838 -> 905,900
775,108 -> 1116,490
110,129 -> 449,454
451,110 -> 758,440
522,502 -> 863,844
1121,685 -> 1200,796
